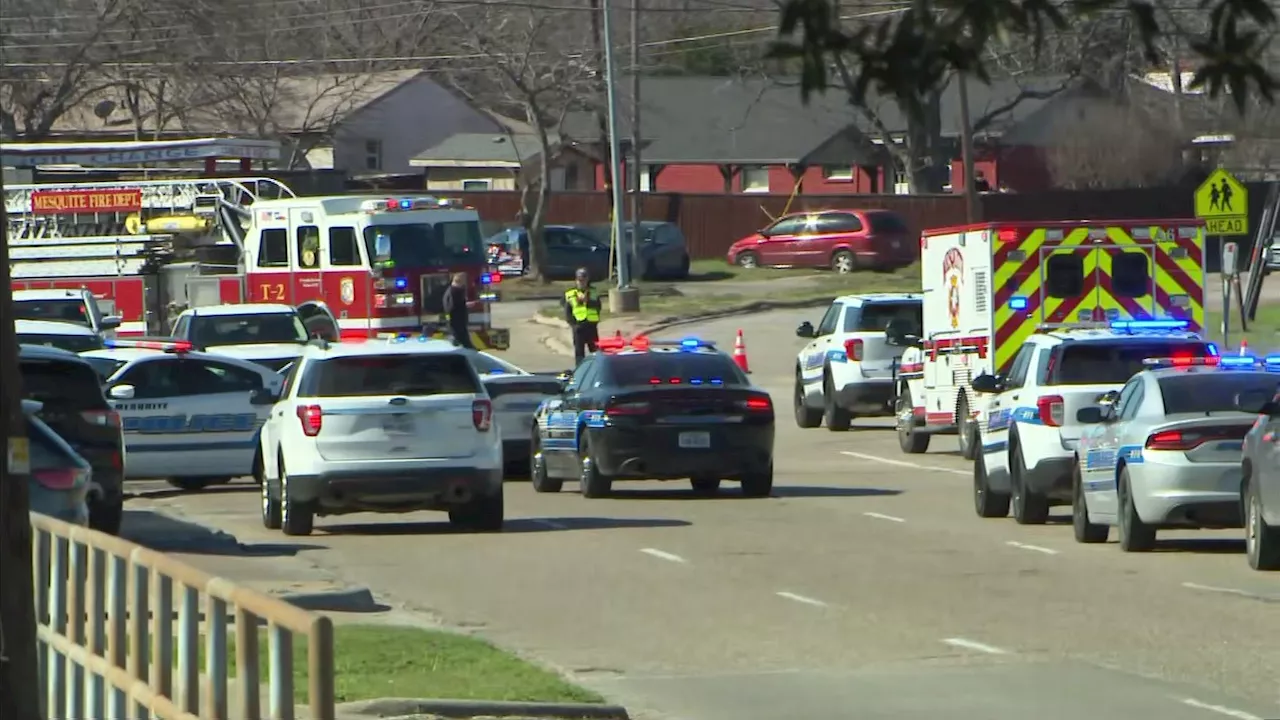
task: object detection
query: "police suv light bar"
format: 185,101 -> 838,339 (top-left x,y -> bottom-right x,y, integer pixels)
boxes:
104,338 -> 194,353
1111,319 -> 1189,331
1142,355 -> 1220,367
359,196 -> 461,213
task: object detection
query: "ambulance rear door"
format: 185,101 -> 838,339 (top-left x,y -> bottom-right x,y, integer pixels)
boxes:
1036,225 -> 1157,326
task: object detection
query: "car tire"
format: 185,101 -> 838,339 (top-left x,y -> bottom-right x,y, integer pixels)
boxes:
530,448 -> 562,493
579,437 -> 612,498
449,488 -> 505,532
261,476 -> 282,530
279,461 -> 314,537
794,372 -> 822,429
822,373 -> 852,431
1071,462 -> 1108,544
1117,468 -> 1156,552
895,386 -> 929,454
167,477 -> 218,492
677,255 -> 691,279
252,450 -> 264,486
736,251 -> 760,269
1010,442 -> 1049,525
691,476 -> 721,494
741,463 -> 773,498
1245,478 -> 1280,570
973,451 -> 1010,518
89,497 -> 123,536
956,395 -> 978,460
831,250 -> 856,274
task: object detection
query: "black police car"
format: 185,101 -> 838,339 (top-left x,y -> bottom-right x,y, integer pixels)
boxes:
530,337 -> 775,497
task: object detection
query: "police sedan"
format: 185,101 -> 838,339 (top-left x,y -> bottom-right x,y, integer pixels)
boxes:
1071,354 -> 1279,551
531,336 -> 776,498
80,339 -> 284,492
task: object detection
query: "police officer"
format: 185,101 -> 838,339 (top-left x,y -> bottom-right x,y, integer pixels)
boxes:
442,272 -> 475,349
563,267 -> 601,364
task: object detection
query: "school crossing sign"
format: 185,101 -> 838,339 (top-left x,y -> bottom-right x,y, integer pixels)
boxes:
1195,168 -> 1249,236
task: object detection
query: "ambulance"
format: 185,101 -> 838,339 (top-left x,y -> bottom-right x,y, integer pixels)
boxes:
892,219 -> 1207,457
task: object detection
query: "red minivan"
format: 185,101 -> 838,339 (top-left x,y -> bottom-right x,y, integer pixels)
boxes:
725,209 -> 916,272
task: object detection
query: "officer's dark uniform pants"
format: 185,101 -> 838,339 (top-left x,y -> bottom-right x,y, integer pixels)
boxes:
573,323 -> 599,364
451,322 -> 475,349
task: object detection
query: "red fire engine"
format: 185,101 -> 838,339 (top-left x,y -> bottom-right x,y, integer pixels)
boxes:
6,178 -> 509,348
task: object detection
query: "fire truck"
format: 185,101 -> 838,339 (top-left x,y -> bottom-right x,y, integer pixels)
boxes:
6,178 -> 509,348
893,219 -> 1207,456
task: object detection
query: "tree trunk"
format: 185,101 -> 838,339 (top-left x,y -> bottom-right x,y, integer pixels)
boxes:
521,103 -> 555,285
903,89 -> 948,193
0,168 -> 43,720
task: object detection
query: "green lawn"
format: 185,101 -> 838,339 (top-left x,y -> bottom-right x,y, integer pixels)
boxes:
190,624 -> 602,705
1206,303 -> 1280,350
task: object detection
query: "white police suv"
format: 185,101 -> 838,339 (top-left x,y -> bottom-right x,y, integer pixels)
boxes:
793,293 -> 922,431
258,336 -> 504,536
170,303 -> 316,372
970,321 -> 1216,525
80,339 -> 284,491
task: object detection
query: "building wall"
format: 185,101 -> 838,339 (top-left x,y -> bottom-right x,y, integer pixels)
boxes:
332,76 -> 500,175
425,167 -> 519,191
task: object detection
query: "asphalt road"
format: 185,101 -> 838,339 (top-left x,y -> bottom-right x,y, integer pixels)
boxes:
127,300 -> 1280,720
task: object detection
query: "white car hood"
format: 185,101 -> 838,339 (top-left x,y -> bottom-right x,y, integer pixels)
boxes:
202,343 -> 306,361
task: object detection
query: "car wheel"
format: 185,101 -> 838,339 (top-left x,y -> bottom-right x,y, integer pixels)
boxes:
973,451 -> 1010,518
736,251 -> 759,269
279,460 -> 314,537
831,250 -> 856,274
741,463 -> 773,498
448,488 -> 505,532
822,373 -> 852,431
1071,462 -> 1107,543
895,386 -> 929,454
956,395 -> 978,460
88,496 -> 123,536
1246,478 -> 1280,570
691,476 -> 721,494
579,437 -> 612,498
794,372 -> 822,428
167,477 -> 218,492
261,475 -> 282,530
1010,442 -> 1049,525
530,447 -> 562,493
1117,468 -> 1156,552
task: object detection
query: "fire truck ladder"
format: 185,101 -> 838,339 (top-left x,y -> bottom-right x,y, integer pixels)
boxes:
4,177 -> 296,249
1243,181 -> 1280,324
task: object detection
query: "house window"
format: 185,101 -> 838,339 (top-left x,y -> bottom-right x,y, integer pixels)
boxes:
364,139 -> 382,171
740,166 -> 770,193
639,165 -> 653,192
892,162 -> 910,195
565,163 -> 580,189
822,165 -> 854,181
462,179 -> 491,191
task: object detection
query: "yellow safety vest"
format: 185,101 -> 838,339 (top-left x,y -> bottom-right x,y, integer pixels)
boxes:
564,287 -> 601,323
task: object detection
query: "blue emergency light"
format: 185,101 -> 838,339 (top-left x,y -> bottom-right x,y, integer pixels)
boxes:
480,273 -> 493,285
1008,296 -> 1028,310
1207,343 -> 1220,356
1265,356 -> 1280,367
394,277 -> 408,290
398,199 -> 413,210
680,338 -> 700,349
1219,356 -> 1259,368
1110,319 -> 1188,331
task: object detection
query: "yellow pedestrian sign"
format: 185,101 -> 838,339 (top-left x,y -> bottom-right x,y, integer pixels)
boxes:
1195,168 -> 1249,236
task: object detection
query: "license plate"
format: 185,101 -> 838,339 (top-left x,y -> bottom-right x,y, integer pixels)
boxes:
678,431 -> 711,449
383,415 -> 414,433
1216,441 -> 1244,451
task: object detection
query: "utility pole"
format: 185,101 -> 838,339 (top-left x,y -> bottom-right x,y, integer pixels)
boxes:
602,0 -> 639,312
957,72 -> 979,223
629,0 -> 642,276
0,154 -> 43,718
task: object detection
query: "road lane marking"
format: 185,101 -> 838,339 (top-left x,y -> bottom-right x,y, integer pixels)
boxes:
863,512 -> 906,523
639,548 -> 687,564
776,591 -> 828,607
1180,582 -> 1275,602
1006,541 -> 1059,555
840,450 -> 969,476
529,519 -> 568,530
941,637 -> 1010,655
1180,698 -> 1263,720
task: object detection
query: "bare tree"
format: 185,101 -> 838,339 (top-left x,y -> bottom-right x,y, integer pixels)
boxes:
1045,102 -> 1184,189
442,2 -> 595,282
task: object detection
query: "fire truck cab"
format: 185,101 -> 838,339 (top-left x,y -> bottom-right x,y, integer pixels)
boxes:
893,219 -> 1207,458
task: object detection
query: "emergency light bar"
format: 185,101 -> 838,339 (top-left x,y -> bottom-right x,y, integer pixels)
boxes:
1111,319 -> 1189,331
359,196 -> 461,213
1141,355 -> 1219,367
104,338 -> 193,353
479,273 -> 503,285
597,336 -> 715,352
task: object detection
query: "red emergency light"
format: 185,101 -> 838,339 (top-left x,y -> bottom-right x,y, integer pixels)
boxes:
597,335 -> 651,352
104,338 -> 193,353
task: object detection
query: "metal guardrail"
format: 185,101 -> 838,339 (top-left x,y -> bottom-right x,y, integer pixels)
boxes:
29,513 -> 336,720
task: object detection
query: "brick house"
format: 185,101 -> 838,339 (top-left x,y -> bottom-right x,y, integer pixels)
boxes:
560,75 -> 1173,194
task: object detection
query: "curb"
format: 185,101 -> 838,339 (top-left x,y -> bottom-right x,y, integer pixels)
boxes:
337,698 -> 630,719
529,313 -> 569,329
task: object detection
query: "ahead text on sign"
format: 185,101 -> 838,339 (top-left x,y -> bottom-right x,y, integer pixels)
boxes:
1205,217 -> 1247,236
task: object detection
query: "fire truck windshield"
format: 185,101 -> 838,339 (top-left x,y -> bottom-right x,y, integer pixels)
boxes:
189,313 -> 309,347
362,220 -> 484,268
14,299 -> 91,327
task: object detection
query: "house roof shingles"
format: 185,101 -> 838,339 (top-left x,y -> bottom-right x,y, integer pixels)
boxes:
411,133 -> 556,167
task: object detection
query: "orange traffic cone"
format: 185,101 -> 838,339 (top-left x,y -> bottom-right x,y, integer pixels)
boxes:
1240,337 -> 1250,356
732,329 -> 751,373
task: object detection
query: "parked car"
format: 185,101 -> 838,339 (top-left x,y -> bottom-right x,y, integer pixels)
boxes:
725,209 -> 916,273
19,344 -> 125,534
495,223 -> 692,281
16,319 -> 106,353
23,399 -> 93,527
13,288 -> 123,336
584,222 -> 692,280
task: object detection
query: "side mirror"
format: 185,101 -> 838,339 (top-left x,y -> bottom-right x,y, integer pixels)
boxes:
249,388 -> 279,406
1076,406 -> 1105,424
971,373 -> 1003,394
1236,389 -> 1277,415
100,316 -> 122,331
108,384 -> 136,400
796,322 -> 815,339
